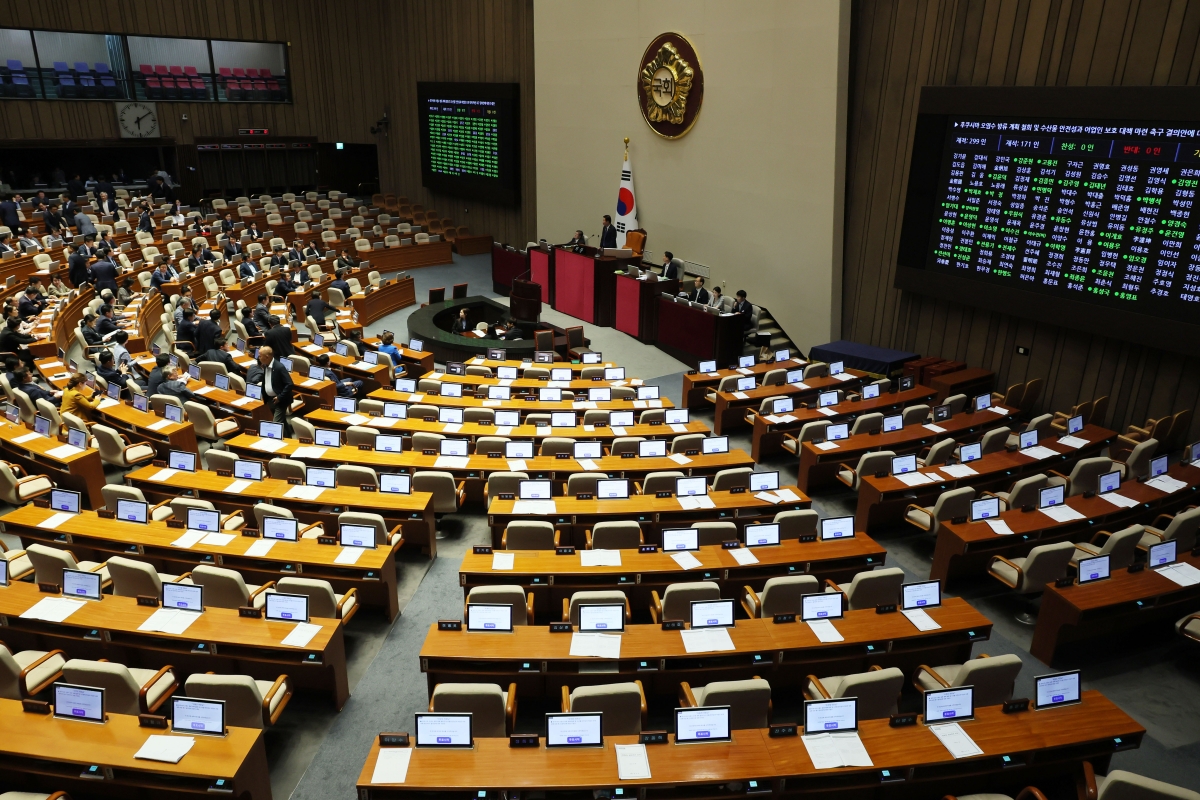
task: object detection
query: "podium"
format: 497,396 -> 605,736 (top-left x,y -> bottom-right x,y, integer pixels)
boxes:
615,272 -> 679,342
509,278 -> 542,327
529,245 -> 554,304
553,247 -> 639,326
655,295 -> 744,369
491,243 -> 528,295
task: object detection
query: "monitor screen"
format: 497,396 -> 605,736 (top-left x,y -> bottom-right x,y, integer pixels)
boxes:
116,498 -> 147,523
690,599 -> 735,628
665,409 -> 689,424
1019,430 -> 1038,449
1078,554 -> 1111,584
932,404 -> 951,422
106,381 -> 121,400
739,355 -> 756,368
409,338 -> 424,352
924,686 -> 974,725
488,348 -> 506,361
265,592 -> 310,623
582,352 -> 602,364
170,450 -> 196,471
314,428 -> 341,447
901,580 -> 941,610
891,454 -> 917,474
384,402 -> 408,419
245,383 -> 262,400
775,349 -> 790,362
505,441 -> 534,459
771,397 -> 794,414
467,603 -> 513,632
395,378 -> 417,393
974,394 -> 992,412
381,473 -> 412,494
535,351 -> 554,363
637,386 -> 660,400
818,391 -> 839,408
604,367 -> 625,380
573,442 -> 602,460
234,460 -> 263,481
53,683 -> 104,722
830,361 -> 844,375
662,528 -> 699,551
375,435 -> 403,453
334,397 -> 356,413
595,479 -> 629,499
804,698 -> 857,733
440,439 -> 468,456
883,415 -> 904,432
736,377 -> 756,392
495,410 -> 520,427
551,412 -> 576,428
263,517 -> 299,541
488,386 -> 511,400
676,477 -> 707,496
1067,414 -> 1084,435
497,367 -> 518,380
417,81 -> 520,206
701,436 -> 728,454
50,489 -> 80,514
639,440 -> 667,458
675,706 -> 731,743
336,344 -> 349,358
187,508 -> 220,533
519,480 -> 552,500
540,388 -> 562,402
744,523 -> 780,547
786,369 -> 805,384
1039,485 -> 1065,508
1098,470 -> 1121,494
364,351 -> 380,366
826,423 -> 849,440
33,415 -> 51,436
971,497 -> 1001,522
550,367 -> 572,381
259,421 -> 284,440
441,382 -> 463,398
171,696 -> 225,735
749,472 -> 779,491
4,403 -> 17,422
279,358 -> 293,373
1149,540 -> 1177,567
1150,455 -> 1169,478
604,410 -> 630,427
1034,670 -> 1082,710
163,582 -> 204,610
188,364 -> 202,380
339,523 -> 377,549
415,712 -> 473,747
801,592 -> 844,620
820,517 -> 854,541
133,393 -> 150,411
578,603 -> 625,632
305,466 -> 335,487
0,559 -> 7,587
63,568 -> 102,600
438,407 -> 464,423
959,442 -> 982,463
862,383 -> 880,399
588,387 -> 611,401
545,712 -> 603,747
1190,441 -> 1200,464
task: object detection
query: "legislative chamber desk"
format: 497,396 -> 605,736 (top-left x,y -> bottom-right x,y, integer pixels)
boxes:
931,462 -> 1200,583
359,337 -> 436,378
3,503 -> 405,622
491,242 -> 528,295
0,418 -> 106,508
529,244 -> 554,303
360,692 -> 1139,800
682,359 -> 808,407
710,371 -> 870,436
0,579 -> 349,708
616,271 -> 679,342
749,384 -> 939,461
122,464 -> 436,565
368,386 -> 676,417
0,698 -> 273,800
419,597 -> 989,698
460,537 -> 887,618
656,296 -> 745,370
486,488 -> 811,550
854,424 -> 1119,531
347,276 -> 417,327
418,371 -> 667,393
1031,551 -> 1200,664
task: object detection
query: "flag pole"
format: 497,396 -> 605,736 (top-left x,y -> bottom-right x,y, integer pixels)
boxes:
624,137 -> 629,159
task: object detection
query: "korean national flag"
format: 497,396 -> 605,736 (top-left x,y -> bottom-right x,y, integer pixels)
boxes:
614,157 -> 637,248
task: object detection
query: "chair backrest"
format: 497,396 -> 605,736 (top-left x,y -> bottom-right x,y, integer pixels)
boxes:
190,564 -> 251,607
853,451 -> 895,481
61,660 -> 142,715
590,521 -> 642,550
467,585 -> 530,625
952,654 -> 1023,705
1095,525 -> 1144,569
337,464 -> 378,488
831,667 -> 905,720
539,437 -> 575,456
567,590 -> 628,625
797,420 -> 830,443
803,362 -> 829,379
1019,378 -> 1043,414
1096,770 -> 1200,800
642,471 -> 683,494
107,555 -> 163,597
1023,412 -> 1054,438
1014,541 -> 1076,592
339,511 -> 389,545
101,484 -> 148,512
929,487 -> 976,534
430,683 -> 507,737
660,581 -> 720,621
712,467 -> 752,491
569,682 -> 642,735
505,520 -> 556,550
276,576 -> 339,618
253,502 -> 295,530
268,458 -> 306,482
1161,507 -> 1200,551
1124,438 -> 1158,479
1088,395 -> 1110,427
695,521 -> 737,546
757,575 -> 819,616
923,437 -> 956,467
773,509 -> 818,540
979,426 -> 1011,454
850,413 -> 884,435
670,433 -> 705,454
696,678 -> 771,729
944,394 -> 968,415
566,472 -> 608,496
486,472 -> 527,497
611,436 -> 644,455
412,471 -> 460,513
0,644 -> 29,700
1066,457 -> 1115,496
184,674 -> 268,729
26,543 -> 80,585
902,404 -> 930,425
842,567 -> 905,610
1005,473 -> 1048,509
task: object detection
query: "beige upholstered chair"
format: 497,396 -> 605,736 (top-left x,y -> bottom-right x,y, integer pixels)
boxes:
670,433 -> 705,454
484,471 -> 526,502
61,659 -> 178,715
184,673 -> 292,729
679,678 -> 771,729
466,585 -> 534,625
474,435 -> 507,455
640,471 -> 683,494
539,437 -> 576,456
1047,457 -> 1114,497
429,682 -> 516,737
252,503 -> 322,539
107,556 -> 190,597
988,541 -> 1075,622
902,404 -> 931,425
586,521 -> 642,550
337,465 -> 378,489
804,666 -> 904,720
339,511 -> 402,547
983,473 -> 1047,511
979,426 -> 1011,454
412,471 -> 464,513
563,590 -> 630,625
275,577 -> 357,622
836,451 -> 895,490
1088,769 -> 1200,800
1178,612 -> 1200,644
566,472 -> 609,497
774,509 -> 819,540
190,564 -> 274,609
169,498 -> 244,530
268,458 -> 307,482
0,643 -> 65,699
918,438 -> 957,467
0,461 -> 54,504
712,467 -> 752,491
502,520 -> 559,550
741,575 -> 819,618
912,653 -> 1023,707
850,413 -> 884,435
102,485 -> 174,521
1071,524 -> 1143,569
904,487 -> 975,536
26,544 -> 109,586
650,581 -> 720,623
184,401 -> 239,443
562,681 -> 646,735
1139,506 -> 1200,552
825,567 -> 905,610
782,420 -> 832,455
696,521 -> 737,546
92,424 -> 155,467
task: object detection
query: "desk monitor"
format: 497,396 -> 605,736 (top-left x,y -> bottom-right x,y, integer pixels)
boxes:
1035,670 -> 1082,710
820,516 -> 854,541
381,473 -> 412,494
771,398 -> 794,415
539,388 -> 562,402
970,497 -> 1000,522
339,523 -> 377,549
605,367 -> 626,380
1098,470 -> 1121,495
169,450 -> 196,472
1150,455 -> 1169,478
116,498 -> 147,524
234,459 -> 263,481
550,367 -> 572,381
1067,414 -> 1085,435
736,377 -> 756,392
578,603 -> 625,632
595,479 -> 629,499
415,712 -> 473,747
1149,540 -> 1177,567
395,378 -> 417,393
314,428 -> 341,447
1187,441 -> 1200,464
314,334 -> 325,348
487,386 -> 511,401
932,404 -> 951,422
702,436 -> 729,454
106,381 -> 121,400
306,467 -> 335,487
535,351 -> 554,364
883,414 -> 903,432
265,592 -> 310,623
818,391 -> 839,408
279,358 -> 294,373
862,383 -> 881,400
172,696 -> 225,735
0,559 -> 7,587
384,402 -> 408,419
745,523 -> 780,547
775,349 -> 790,362
546,712 -> 603,747
739,355 -> 756,368
804,697 -> 857,733
244,383 -> 263,401
675,706 -> 731,744
899,376 -> 915,391
163,404 -> 183,424
698,360 -> 717,373
665,408 -> 689,424
497,367 -> 519,381
440,439 -> 469,457
924,686 -> 974,725
588,387 -> 611,402
441,382 -> 463,398
1019,430 -> 1039,450
187,508 -> 220,534
830,361 -> 845,375
690,598 -> 735,628
263,517 -> 299,541
188,363 -> 202,380
676,476 -> 707,496
333,397 -> 356,413
466,603 -> 513,632
163,582 -> 203,611
5,403 -> 17,422
786,369 -> 805,384
63,568 -> 102,601
639,440 -> 667,458
438,407 -> 464,423
1039,485 -> 1064,508
132,393 -> 150,412
1078,554 -> 1110,585
551,411 -> 576,427
610,410 -> 634,427
959,442 -> 982,463
891,454 -> 917,475
409,338 -> 424,352
901,580 -> 942,610
582,352 -> 603,364
364,351 -> 381,366
505,441 -> 534,459
749,471 -> 779,491
801,592 -> 844,620
259,421 -> 284,440
662,528 -> 699,551
826,423 -> 849,441
519,479 -> 552,500
638,385 -> 660,400
376,435 -> 403,453
487,348 -> 506,361
574,441 -> 603,460
50,489 -> 81,514
33,415 -> 51,436
307,366 -> 325,383
495,410 -> 520,427
53,683 -> 105,723
968,393 -> 989,412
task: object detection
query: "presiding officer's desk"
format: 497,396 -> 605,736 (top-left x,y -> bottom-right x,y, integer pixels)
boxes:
122,463 -> 437,564
359,692 -> 1140,800
419,597 -> 989,697
485,487 -> 811,550
709,371 -> 869,436
0,698 -> 273,800
459,537 -> 888,618
855,423 -> 1119,531
0,418 -> 106,509
0,578 -> 349,708
931,462 -> 1200,583
1031,551 -> 1200,665
2,500 -> 407,621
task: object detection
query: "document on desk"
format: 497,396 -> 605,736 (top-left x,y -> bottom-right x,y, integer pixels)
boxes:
1098,492 -> 1139,508
817,407 -> 838,417
282,621 -> 322,648
245,538 -> 277,557
512,500 -> 556,515
732,391 -> 750,400
764,415 -> 783,424
901,608 -> 941,631
291,446 -> 328,459
442,423 -> 463,433
775,488 -> 801,502
98,398 -> 121,410
1020,445 -> 1061,461
135,734 -> 195,764
668,551 -> 702,571
814,441 -> 839,451
680,627 -> 736,653
736,367 -> 753,375
495,426 -> 514,436
632,400 -> 647,409
334,546 -> 365,565
171,529 -> 207,548
340,413 -> 369,426
668,453 -> 692,465
498,379 -> 514,387
199,532 -> 236,547
251,438 -> 287,453
149,468 -> 178,482
706,372 -> 721,378
482,400 -> 502,407
896,472 -> 937,487
367,417 -> 397,428
36,511 -> 76,530
615,743 -> 652,780
1155,562 -> 1200,587
930,722 -> 984,759
300,379 -> 319,387
491,552 -> 515,571
1147,474 -> 1188,494
1040,504 -> 1086,523
580,549 -> 621,567
832,372 -> 856,383
939,464 -> 978,479
729,547 -> 759,566
648,400 -> 663,408
754,491 -> 781,504
46,444 -> 84,459
807,619 -> 845,643
371,747 -> 413,784
232,396 -> 255,407
677,495 -> 714,510
1057,435 -> 1090,449
20,596 -> 85,623
224,479 -> 252,494
670,423 -> 689,433
577,459 -> 600,471
139,608 -> 202,635
609,426 -> 627,436
434,456 -> 470,469
147,418 -> 176,431
985,520 -> 1015,536
506,459 -> 528,472
570,632 -> 622,658
923,423 -> 947,434
802,731 -> 873,769
408,394 -> 425,403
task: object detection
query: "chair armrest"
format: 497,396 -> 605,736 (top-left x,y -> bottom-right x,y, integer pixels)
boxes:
1015,787 -> 1050,800
336,588 -> 358,617
500,530 -> 508,549
823,578 -> 843,593
912,664 -> 951,690
1078,760 -> 1098,800
988,555 -> 1024,588
584,529 -> 594,549
561,684 -> 571,713
1048,469 -> 1070,481
553,530 -> 561,547
636,679 -> 647,727
904,504 -> 932,531
248,580 -> 276,600
649,590 -> 663,623
220,510 -> 245,527
678,681 -> 698,708
805,674 -> 831,699
149,498 -> 173,514
741,585 -> 760,619
139,664 -> 177,714
1151,513 -> 1175,528
455,481 -> 467,502
262,675 -> 292,726
1074,542 -> 1101,557
562,598 -> 570,624
299,521 -> 323,536
526,592 -> 535,626
19,648 -> 66,696
505,682 -> 517,735
634,482 -> 643,494
1088,529 -> 1113,546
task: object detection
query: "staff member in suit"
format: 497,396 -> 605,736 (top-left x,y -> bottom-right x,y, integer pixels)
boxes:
732,290 -> 754,331
43,203 -> 65,237
220,213 -> 235,233
67,244 -> 91,288
137,205 -> 154,233
451,307 -> 471,334
708,285 -> 727,311
330,270 -> 352,299
567,230 -> 586,247
687,276 -> 710,305
287,240 -> 305,263
96,192 -> 119,216
13,367 -> 60,406
90,251 -> 119,296
253,294 -> 272,332
17,287 -> 44,319
0,194 -> 21,234
195,308 -> 222,354
302,241 -> 322,259
238,257 -> 260,281
262,315 -> 294,357
599,215 -> 617,249
314,352 -> 362,399
0,317 -> 36,370
305,295 -> 337,330
0,235 -> 14,255
202,336 -> 241,375
249,345 -> 293,434
223,237 -> 245,260
661,251 -> 681,280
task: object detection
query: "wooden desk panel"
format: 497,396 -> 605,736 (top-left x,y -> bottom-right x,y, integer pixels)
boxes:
349,277 -> 416,326
710,371 -> 869,436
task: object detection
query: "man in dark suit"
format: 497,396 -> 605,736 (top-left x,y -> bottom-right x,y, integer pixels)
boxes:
732,290 -> 754,331
661,251 -> 681,281
13,367 -> 60,406
149,262 -> 178,294
95,192 -> 119,216
0,235 -> 15,255
95,349 -> 127,391
687,276 -> 710,305
203,337 -> 240,374
0,317 -> 36,369
94,231 -> 115,254
238,258 -> 260,281
199,243 -> 217,263
330,270 -> 352,299
66,174 -> 85,200
96,179 -> 115,199
0,195 -> 21,234
137,206 -> 154,233
315,353 -> 361,399
305,295 -> 337,330
262,315 -> 294,358
269,250 -> 288,269
67,245 -> 91,288
599,215 -> 617,249
96,305 -> 120,338
272,268 -> 302,298
223,238 -> 244,260
89,253 -> 119,296
43,204 -> 65,237
195,309 -> 222,354
253,294 -> 272,333
176,308 -> 198,350
239,307 -> 262,339
249,345 -> 293,434
145,354 -> 170,396
287,240 -> 305,263
17,287 -> 44,320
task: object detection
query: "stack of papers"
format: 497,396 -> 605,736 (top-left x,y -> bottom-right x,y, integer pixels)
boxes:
670,551 -> 703,570
171,530 -> 207,548
368,417 -> 397,428
1098,492 -> 1139,509
814,441 -> 839,451
147,419 -> 176,431
149,468 -> 178,481
680,627 -> 735,653
512,500 -> 556,515
1155,562 -> 1200,587
225,479 -> 252,494
808,619 -> 844,643
370,748 -> 412,784
491,552 -> 515,570
281,622 -> 322,647
1020,446 -> 1061,461
678,495 -> 715,510
495,426 -> 514,436
506,459 -> 528,472
251,438 -> 287,453
11,433 -> 41,446
901,608 -> 941,631
46,444 -> 84,459
135,735 -> 195,764
245,538 -> 277,557
833,372 -> 855,382
818,407 -> 838,417
576,459 -> 600,471
776,489 -> 801,502
929,723 -> 984,758
609,427 -> 627,436
668,453 -> 692,465
1057,435 -> 1089,449
939,464 -> 978,479
670,423 -> 689,433
341,413 -> 369,426
988,406 -> 1009,415
334,547 -> 364,565
580,550 -> 621,567
985,520 -> 1015,535
139,608 -> 203,635
755,491 -> 781,504
291,446 -> 328,459
19,597 -> 85,622
732,392 -> 749,400
729,548 -> 759,566
802,731 -> 872,769
36,512 -> 75,530
408,394 -> 425,402
284,485 -> 325,501
232,397 -> 256,407
614,743 -> 652,780
1147,474 -> 1188,494
570,632 -> 621,658
923,423 -> 947,433
442,423 -> 462,433
896,472 -> 937,487
736,367 -> 753,375
434,456 -> 470,469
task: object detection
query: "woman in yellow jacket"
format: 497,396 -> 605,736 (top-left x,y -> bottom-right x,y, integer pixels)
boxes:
59,372 -> 102,425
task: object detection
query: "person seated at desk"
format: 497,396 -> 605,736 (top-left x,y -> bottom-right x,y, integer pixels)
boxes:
185,243 -> 206,271
732,289 -> 754,331
330,269 -> 352,299
335,249 -> 358,271
190,216 -> 211,237
176,308 -> 198,349
199,242 -> 217,263
196,308 -> 222,354
451,308 -> 471,334
239,306 -> 262,339
96,304 -> 123,338
17,231 -> 42,252
203,336 -> 241,375
269,247 -> 289,269
0,317 -> 36,370
145,353 -> 170,396
13,367 -> 60,406
305,295 -> 338,330
599,215 -> 617,249
149,261 -> 178,294
661,251 -> 682,281
95,230 -> 117,255
223,237 -> 244,260
173,296 -> 192,328
686,276 -> 710,304
220,212 -> 235,234
109,329 -> 133,369
567,230 -> 587,248
0,234 -> 15,255
17,286 -> 45,319
272,269 -> 303,299
287,240 -> 305,264
239,257 -> 261,281
46,275 -> 70,298
80,313 -> 103,348
60,371 -> 102,425
116,276 -> 136,308
96,349 -> 129,393
303,241 -> 322,260
490,320 -> 523,340
315,352 -> 362,399
263,315 -> 294,358
246,221 -> 263,241
157,364 -> 197,403
377,330 -> 402,363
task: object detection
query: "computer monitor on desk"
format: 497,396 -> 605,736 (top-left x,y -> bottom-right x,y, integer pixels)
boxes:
415,713 -> 473,747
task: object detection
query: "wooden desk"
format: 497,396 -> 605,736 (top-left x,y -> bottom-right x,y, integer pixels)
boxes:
682,359 -> 808,408
749,385 -> 938,461
615,272 -> 680,343
464,356 -> 621,374
710,371 -> 869,436
0,579 -> 349,708
931,463 -> 1200,583
0,698 -> 272,800
123,463 -> 437,564
3,503 -> 406,621
798,407 -> 1021,494
655,296 -> 745,371
486,488 -> 811,549
91,396 -> 199,457
0,419 -> 105,508
855,424 -> 1119,531
359,692 -> 1140,800
460,537 -> 887,618
368,387 -> 676,416
930,367 -> 995,403
419,597 -> 989,698
348,276 -> 416,327
1031,551 -> 1200,664
418,371 -> 660,393
453,233 -> 494,256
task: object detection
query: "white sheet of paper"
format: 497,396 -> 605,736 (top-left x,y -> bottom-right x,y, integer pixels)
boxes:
648,400 -> 663,408
245,538 -> 277,557
506,459 -> 528,472
615,743 -> 652,780
833,372 -> 856,382
577,459 -> 600,471
291,446 -> 328,459
334,547 -> 365,565
569,632 -> 622,658
371,748 -> 412,784
818,407 -> 838,417
802,731 -> 873,769
670,551 -> 703,570
134,734 -> 195,764
670,423 -> 688,433
367,417 -> 397,428
491,552 -> 515,571
1146,475 -> 1188,494
729,547 -> 759,565
138,608 -> 203,635
97,398 -> 120,409
147,418 -> 175,431
495,426 -> 514,436
930,722 -> 984,759
408,393 -> 424,402
988,406 -> 1008,415
775,488 -> 801,502
1021,445 -> 1061,461
764,415 -> 782,424
149,468 -> 178,481
668,453 -> 692,465
1057,435 -> 1089,449
677,495 -> 701,511
896,472 -> 936,487
807,619 -> 845,643
1040,504 -> 1087,523
284,485 -> 325,500
580,550 -> 621,567
680,627 -> 736,653
434,455 -> 470,469
609,426 -> 627,436
232,396 -> 255,407
632,400 -> 647,408
736,367 -> 753,375
923,423 -> 947,433
36,511 -> 75,530
442,423 -> 463,433
732,391 -> 749,400
224,479 -> 252,494
199,532 -> 236,546
778,414 -> 798,423
1098,492 -> 1139,508
815,441 -> 839,451
1156,562 -> 1200,587
939,464 -> 979,478
250,438 -> 287,453
754,491 -> 782,504
482,399 -> 502,407
985,519 -> 1015,535
282,621 -> 322,648
695,495 -> 716,509
339,413 -> 369,426
512,500 -> 556,515
19,596 -> 85,622
46,444 -> 84,458
901,608 -> 941,631
171,529 -> 207,548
